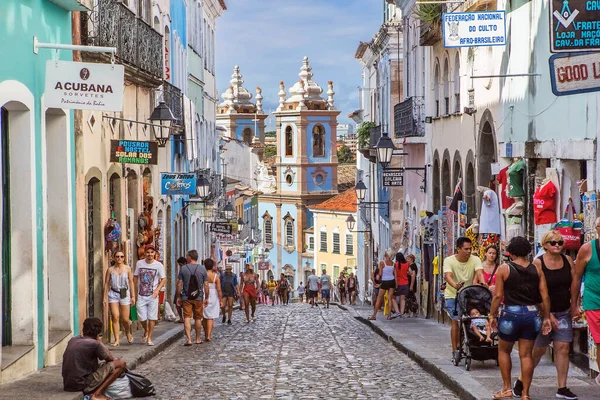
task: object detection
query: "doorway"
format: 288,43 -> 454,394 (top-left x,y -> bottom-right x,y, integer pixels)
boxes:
87,178 -> 102,317
1,107 -> 11,346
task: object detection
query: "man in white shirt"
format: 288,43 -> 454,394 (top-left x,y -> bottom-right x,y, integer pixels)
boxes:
134,245 -> 166,346
307,269 -> 320,308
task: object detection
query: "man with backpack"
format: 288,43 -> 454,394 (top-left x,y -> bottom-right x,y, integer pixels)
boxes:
176,250 -> 209,346
220,264 -> 238,324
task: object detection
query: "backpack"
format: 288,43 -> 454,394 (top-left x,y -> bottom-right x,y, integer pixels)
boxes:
279,278 -> 287,290
186,265 -> 201,300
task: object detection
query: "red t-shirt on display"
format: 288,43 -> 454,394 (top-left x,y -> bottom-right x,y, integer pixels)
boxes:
533,181 -> 558,225
497,167 -> 515,209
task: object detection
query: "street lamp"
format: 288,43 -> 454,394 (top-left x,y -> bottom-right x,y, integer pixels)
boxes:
196,175 -> 210,198
149,101 -> 176,147
237,218 -> 245,233
223,202 -> 235,220
375,131 -> 396,169
345,215 -> 356,231
355,180 -> 367,202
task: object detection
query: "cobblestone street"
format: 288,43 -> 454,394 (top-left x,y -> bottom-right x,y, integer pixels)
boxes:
136,304 -> 459,399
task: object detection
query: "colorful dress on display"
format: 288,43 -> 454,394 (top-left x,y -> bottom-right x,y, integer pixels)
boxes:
465,224 -> 480,258
479,233 -> 500,260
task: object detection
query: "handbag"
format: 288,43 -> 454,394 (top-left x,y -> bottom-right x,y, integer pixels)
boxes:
126,370 -> 156,397
554,198 -> 582,251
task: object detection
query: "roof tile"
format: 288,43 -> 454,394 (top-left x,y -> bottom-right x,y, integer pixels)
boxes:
310,189 -> 357,213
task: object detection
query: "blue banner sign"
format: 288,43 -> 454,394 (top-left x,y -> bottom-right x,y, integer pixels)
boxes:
161,173 -> 196,195
442,11 -> 506,48
551,0 -> 600,53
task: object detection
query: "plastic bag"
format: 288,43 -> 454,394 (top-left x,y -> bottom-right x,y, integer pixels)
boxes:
105,375 -> 132,399
126,370 -> 156,397
163,301 -> 177,322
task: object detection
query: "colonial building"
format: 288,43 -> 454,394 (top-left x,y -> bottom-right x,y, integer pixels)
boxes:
257,57 -> 341,289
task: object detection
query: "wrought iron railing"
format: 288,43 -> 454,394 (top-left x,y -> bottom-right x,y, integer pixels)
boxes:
82,0 -> 163,79
163,81 -> 183,129
394,97 -> 425,138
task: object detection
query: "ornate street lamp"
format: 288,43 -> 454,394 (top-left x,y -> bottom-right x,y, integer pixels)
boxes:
223,202 -> 235,220
237,218 -> 245,233
196,175 -> 210,198
375,131 -> 396,169
149,101 -> 176,147
355,180 -> 367,202
345,215 -> 356,231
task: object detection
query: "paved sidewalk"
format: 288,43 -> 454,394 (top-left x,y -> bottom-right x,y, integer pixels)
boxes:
343,305 -> 599,400
0,320 -> 184,400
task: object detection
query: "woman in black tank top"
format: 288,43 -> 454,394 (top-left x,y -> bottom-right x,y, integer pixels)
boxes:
488,237 -> 552,400
512,231 -> 577,400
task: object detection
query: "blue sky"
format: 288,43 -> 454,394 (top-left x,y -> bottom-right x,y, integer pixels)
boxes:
216,0 -> 384,129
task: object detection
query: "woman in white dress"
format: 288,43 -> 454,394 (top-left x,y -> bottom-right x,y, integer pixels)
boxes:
202,260 -> 222,341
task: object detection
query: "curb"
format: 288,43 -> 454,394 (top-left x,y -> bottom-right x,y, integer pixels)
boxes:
126,325 -> 185,371
338,304 -> 486,400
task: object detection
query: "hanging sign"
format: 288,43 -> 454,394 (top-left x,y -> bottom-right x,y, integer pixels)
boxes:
549,52 -> 600,96
382,169 -> 404,187
442,11 -> 506,48
45,60 -> 124,111
550,0 -> 600,53
160,173 -> 196,195
110,140 -> 158,165
210,223 -> 233,234
257,261 -> 270,271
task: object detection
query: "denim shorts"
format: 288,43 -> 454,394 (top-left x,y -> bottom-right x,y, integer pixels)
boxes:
444,298 -> 460,320
535,309 -> 573,346
498,305 -> 542,342
321,289 -> 331,299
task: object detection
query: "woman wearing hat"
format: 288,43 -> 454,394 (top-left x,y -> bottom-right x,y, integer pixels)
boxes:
240,263 -> 259,323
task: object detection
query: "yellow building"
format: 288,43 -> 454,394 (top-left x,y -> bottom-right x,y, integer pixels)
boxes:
309,189 -> 358,282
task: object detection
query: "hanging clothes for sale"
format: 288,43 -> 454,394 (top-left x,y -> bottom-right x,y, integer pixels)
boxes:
479,233 -> 500,259
533,180 -> 558,225
479,188 -> 502,234
507,159 -> 526,198
497,166 -> 515,209
449,179 -> 463,212
465,219 -> 480,256
421,212 -> 438,283
505,201 -> 525,242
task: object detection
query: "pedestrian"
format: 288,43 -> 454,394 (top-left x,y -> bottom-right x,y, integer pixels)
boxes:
133,245 -> 166,346
371,262 -> 382,306
474,245 -> 500,295
238,271 -> 246,311
320,269 -> 332,308
287,280 -> 293,304
202,259 -> 222,342
102,251 -> 135,346
220,264 -> 238,325
572,216 -> 600,385
406,254 -> 419,318
442,237 -> 484,361
392,252 -> 409,318
513,230 -> 577,400
338,273 -> 347,305
307,269 -> 319,307
260,279 -> 268,304
176,250 -> 209,346
347,272 -> 358,305
62,317 -> 127,400
278,273 -> 289,305
489,236 -> 552,400
267,276 -> 277,305
369,248 -> 397,320
297,281 -> 305,303
173,257 -> 187,323
241,263 -> 259,322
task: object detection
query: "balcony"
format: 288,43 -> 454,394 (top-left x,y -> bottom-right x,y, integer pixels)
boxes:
163,82 -> 183,131
461,0 -> 497,12
81,0 -> 163,83
50,0 -> 92,11
394,97 -> 425,138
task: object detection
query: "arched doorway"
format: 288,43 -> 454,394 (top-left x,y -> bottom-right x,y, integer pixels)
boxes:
465,150 -> 476,220
432,155 -> 441,212
477,112 -> 497,189
283,264 -> 295,293
442,158 -> 451,203
453,152 -> 462,192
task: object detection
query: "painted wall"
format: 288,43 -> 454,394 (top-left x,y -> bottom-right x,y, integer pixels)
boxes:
312,210 -> 358,280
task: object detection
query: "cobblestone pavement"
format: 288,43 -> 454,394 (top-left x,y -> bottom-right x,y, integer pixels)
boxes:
136,303 -> 459,399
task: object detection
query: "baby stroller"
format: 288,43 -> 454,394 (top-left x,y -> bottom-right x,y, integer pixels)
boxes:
452,285 -> 498,370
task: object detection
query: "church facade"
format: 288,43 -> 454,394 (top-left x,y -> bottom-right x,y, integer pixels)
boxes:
257,57 -> 341,288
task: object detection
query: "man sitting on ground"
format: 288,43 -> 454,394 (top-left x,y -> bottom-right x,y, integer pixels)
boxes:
62,318 -> 126,400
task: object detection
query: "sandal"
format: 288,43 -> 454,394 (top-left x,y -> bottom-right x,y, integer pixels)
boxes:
367,316 -> 376,321
110,342 -> 120,347
141,335 -> 148,343
387,315 -> 392,320
127,333 -> 133,344
492,389 -> 513,399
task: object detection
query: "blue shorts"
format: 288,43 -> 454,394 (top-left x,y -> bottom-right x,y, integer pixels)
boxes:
535,309 -> 573,346
321,289 -> 330,299
498,305 -> 542,342
444,298 -> 460,320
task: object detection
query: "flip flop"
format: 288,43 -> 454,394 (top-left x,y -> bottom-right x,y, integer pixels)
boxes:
141,335 -> 148,343
195,341 -> 203,344
184,342 -> 193,347
147,341 -> 154,346
367,316 -> 376,321
492,389 -> 513,399
110,342 -> 120,347
126,333 -> 133,344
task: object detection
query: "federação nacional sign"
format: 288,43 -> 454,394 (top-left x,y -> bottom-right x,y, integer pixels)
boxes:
45,60 -> 124,111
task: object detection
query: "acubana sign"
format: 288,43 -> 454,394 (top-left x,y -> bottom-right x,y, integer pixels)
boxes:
161,173 -> 197,196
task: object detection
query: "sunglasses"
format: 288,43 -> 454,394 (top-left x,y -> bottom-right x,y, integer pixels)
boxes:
115,255 -> 125,258
547,240 -> 564,246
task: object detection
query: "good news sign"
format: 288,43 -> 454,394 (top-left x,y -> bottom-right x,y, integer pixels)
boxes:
549,52 -> 600,96
443,11 -> 506,48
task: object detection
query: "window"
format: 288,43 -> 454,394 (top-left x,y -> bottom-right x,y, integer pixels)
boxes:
312,125 -> 325,157
332,232 -> 340,254
320,263 -> 327,271
285,126 -> 293,156
434,63 -> 440,117
285,221 -> 293,246
320,230 -> 327,252
345,234 -> 354,255
263,213 -> 272,245
454,53 -> 460,113
443,58 -> 450,115
308,236 -> 314,251
243,128 -> 253,145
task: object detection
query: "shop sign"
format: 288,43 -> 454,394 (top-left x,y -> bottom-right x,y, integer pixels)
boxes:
442,11 -> 506,48
550,0 -> 600,53
45,60 -> 124,111
257,261 -> 270,271
382,169 -> 404,187
210,223 -> 233,234
160,173 -> 196,196
110,140 -> 158,165
549,52 -> 600,96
